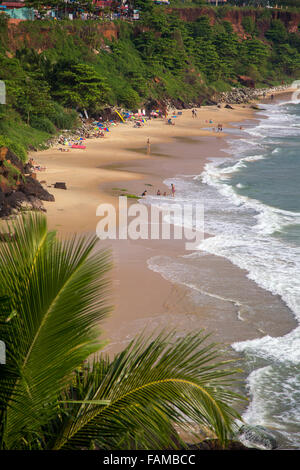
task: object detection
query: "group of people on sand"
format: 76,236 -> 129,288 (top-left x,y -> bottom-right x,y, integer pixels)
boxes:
95,131 -> 105,138
141,183 -> 175,198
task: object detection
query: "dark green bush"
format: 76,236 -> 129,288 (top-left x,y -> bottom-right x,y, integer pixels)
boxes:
30,116 -> 56,135
242,16 -> 258,36
49,103 -> 78,130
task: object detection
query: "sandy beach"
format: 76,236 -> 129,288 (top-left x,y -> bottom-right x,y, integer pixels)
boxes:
35,104 -> 253,233
32,94 -> 296,356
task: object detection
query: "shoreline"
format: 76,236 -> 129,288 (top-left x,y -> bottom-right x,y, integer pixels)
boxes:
33,104 -> 255,234
27,90 -> 297,359
32,104 -> 256,353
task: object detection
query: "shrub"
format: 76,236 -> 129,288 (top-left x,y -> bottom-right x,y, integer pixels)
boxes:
49,103 -> 79,130
0,136 -> 27,162
116,86 -> 141,110
211,79 -> 232,92
30,116 -> 56,134
242,16 -> 257,36
265,20 -> 288,43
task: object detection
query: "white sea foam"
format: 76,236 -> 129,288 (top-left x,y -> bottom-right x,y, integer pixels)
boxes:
147,255 -> 251,321
201,157 -> 300,235
198,100 -> 300,445
239,364 -> 300,447
232,328 -> 300,364
145,99 -> 300,445
198,233 -> 300,319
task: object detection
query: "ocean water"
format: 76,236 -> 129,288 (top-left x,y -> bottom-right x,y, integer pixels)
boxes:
147,99 -> 300,448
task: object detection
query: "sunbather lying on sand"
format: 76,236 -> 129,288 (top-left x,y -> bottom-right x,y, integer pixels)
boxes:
33,165 -> 46,171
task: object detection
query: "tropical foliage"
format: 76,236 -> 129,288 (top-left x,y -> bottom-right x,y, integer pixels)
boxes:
1,7 -> 300,158
49,62 -> 111,113
0,213 -> 244,450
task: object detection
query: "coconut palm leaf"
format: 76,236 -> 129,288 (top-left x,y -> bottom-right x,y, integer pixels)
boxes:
0,213 -> 112,449
50,331 -> 245,450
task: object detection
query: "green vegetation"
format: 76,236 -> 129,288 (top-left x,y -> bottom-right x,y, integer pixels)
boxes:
0,213 -> 244,449
124,193 -> 140,199
166,0 -> 206,7
0,134 -> 28,162
1,7 -> 300,159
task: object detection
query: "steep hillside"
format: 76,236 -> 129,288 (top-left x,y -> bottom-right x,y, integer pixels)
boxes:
0,146 -> 54,217
1,6 -> 300,161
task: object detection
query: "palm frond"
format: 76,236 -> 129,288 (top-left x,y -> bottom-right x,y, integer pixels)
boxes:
0,213 -> 112,449
51,330 -> 245,450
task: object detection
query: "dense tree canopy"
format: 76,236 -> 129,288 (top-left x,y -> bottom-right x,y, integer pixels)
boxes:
50,62 -> 111,112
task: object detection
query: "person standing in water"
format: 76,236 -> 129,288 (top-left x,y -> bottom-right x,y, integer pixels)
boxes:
171,183 -> 175,197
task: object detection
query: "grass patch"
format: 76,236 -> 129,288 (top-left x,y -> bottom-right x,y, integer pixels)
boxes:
0,110 -> 51,161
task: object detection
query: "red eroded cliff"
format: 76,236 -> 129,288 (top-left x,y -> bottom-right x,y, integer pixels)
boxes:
5,8 -> 300,54
169,7 -> 300,37
6,21 -> 119,53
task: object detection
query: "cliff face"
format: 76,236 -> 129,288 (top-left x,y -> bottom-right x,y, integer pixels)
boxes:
170,7 -> 300,37
0,147 -> 54,218
5,8 -> 300,54
271,10 -> 300,33
6,21 -> 119,53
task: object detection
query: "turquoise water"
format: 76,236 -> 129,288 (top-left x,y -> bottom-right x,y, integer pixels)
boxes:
200,100 -> 300,448
232,143 -> 300,212
230,135 -> 300,243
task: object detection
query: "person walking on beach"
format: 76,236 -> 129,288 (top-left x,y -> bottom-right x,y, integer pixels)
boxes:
147,138 -> 151,155
192,109 -> 195,118
171,183 -> 175,197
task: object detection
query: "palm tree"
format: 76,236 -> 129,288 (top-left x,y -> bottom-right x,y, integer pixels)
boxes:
0,213 -> 244,450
